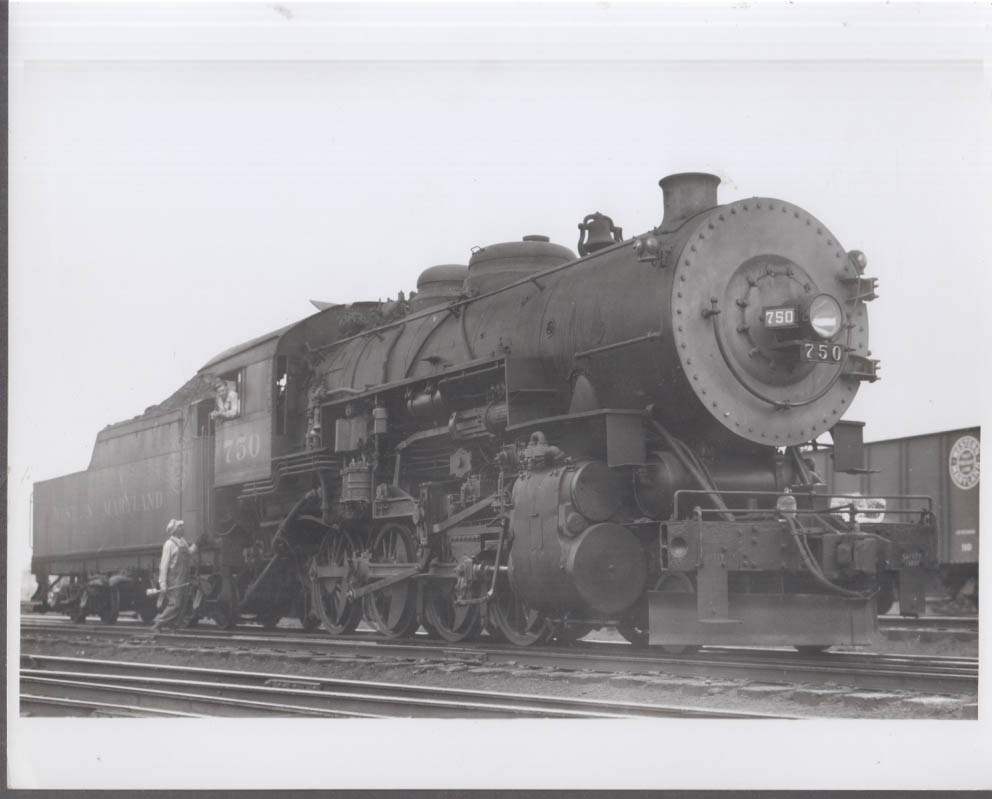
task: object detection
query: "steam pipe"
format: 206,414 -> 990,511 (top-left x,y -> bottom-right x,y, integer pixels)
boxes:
647,417 -> 734,522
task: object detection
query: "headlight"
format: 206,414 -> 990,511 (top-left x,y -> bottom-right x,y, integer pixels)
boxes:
808,294 -> 843,339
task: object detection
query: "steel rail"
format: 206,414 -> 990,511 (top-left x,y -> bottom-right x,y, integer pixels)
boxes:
23,612 -> 980,635
22,617 -> 978,671
20,655 -> 786,719
21,674 -> 392,719
22,616 -> 979,667
21,618 -> 976,695
878,616 -> 978,632
20,693 -> 201,718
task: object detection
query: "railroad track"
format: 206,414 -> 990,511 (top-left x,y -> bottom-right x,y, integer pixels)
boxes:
27,611 -> 978,635
27,610 -> 979,635
21,617 -> 977,695
20,654 -> 787,719
878,615 -> 978,633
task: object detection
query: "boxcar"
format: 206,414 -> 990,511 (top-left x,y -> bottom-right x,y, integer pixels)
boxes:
809,426 -> 979,607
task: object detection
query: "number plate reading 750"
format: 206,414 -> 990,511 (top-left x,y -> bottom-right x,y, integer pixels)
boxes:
763,306 -> 797,328
801,342 -> 844,363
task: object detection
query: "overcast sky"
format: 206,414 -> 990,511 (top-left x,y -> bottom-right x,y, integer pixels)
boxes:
7,2 -> 992,789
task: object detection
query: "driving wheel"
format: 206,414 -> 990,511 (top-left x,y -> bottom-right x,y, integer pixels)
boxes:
489,575 -> 548,647
423,581 -> 481,643
311,529 -> 362,636
363,522 -> 419,639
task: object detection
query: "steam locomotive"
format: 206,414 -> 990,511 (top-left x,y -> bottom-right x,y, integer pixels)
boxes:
32,173 -> 937,651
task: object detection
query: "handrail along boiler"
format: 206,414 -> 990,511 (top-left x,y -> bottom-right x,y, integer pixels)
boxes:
31,173 -> 935,650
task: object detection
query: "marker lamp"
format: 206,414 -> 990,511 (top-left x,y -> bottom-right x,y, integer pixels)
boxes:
776,493 -> 797,516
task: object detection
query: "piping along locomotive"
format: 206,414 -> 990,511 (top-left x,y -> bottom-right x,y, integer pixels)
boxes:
32,173 -> 936,651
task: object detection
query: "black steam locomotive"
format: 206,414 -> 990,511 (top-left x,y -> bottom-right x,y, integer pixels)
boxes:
32,173 -> 936,651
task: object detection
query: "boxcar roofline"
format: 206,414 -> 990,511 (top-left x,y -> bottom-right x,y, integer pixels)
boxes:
861,425 -> 980,446
809,425 -> 980,452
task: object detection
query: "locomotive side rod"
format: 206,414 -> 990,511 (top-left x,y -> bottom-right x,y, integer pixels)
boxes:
345,566 -> 423,602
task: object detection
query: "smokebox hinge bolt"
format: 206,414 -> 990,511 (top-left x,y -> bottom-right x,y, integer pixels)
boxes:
702,298 -> 721,319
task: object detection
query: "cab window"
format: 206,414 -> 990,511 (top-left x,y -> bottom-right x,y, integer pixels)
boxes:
275,356 -> 289,435
212,370 -> 242,422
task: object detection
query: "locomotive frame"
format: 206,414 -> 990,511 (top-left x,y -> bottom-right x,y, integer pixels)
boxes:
31,173 -> 938,651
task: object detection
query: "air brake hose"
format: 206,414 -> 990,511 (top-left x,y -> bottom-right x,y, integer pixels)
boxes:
783,514 -> 877,599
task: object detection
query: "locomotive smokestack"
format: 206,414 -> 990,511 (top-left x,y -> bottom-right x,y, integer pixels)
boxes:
659,172 -> 721,232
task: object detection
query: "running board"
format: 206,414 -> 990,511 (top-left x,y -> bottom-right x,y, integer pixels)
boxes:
648,592 -> 877,647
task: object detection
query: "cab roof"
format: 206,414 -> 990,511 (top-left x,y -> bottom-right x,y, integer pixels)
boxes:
199,322 -> 299,374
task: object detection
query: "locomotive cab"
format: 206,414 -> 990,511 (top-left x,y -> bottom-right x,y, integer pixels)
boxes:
193,300 -> 404,628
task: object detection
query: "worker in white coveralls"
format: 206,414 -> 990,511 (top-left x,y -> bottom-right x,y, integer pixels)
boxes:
152,519 -> 199,631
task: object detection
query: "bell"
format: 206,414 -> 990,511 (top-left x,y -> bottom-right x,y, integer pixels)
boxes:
577,212 -> 623,256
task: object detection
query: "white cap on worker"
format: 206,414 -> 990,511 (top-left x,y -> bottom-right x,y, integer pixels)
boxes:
166,518 -> 185,536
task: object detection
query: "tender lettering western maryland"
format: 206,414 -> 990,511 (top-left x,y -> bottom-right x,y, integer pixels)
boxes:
52,490 -> 167,522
